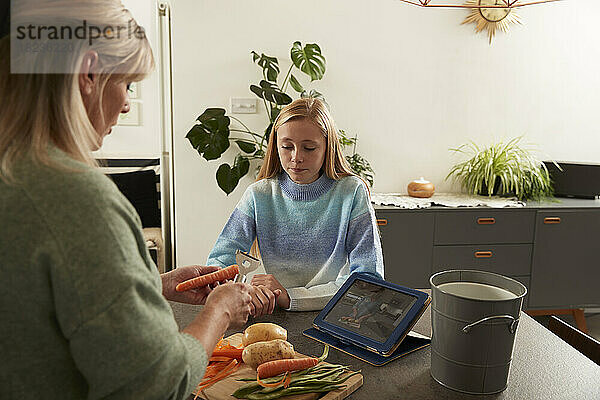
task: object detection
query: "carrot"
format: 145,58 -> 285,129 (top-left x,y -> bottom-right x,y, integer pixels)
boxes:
193,359 -> 239,399
283,373 -> 292,388
257,357 -> 319,380
209,356 -> 235,362
256,372 -> 288,388
176,264 -> 239,292
211,347 -> 243,360
257,345 -> 329,379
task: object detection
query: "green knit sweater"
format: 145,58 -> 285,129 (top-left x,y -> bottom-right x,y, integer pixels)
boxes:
0,149 -> 208,399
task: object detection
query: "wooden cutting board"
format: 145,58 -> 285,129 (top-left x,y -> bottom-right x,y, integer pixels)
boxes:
194,333 -> 363,400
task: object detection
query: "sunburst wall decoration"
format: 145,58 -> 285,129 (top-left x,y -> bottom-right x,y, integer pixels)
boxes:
462,0 -> 521,44
396,1 -> 561,44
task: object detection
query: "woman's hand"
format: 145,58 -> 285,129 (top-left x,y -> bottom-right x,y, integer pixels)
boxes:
183,282 -> 253,355
248,285 -> 281,317
203,283 -> 253,328
251,274 -> 290,309
161,265 -> 219,305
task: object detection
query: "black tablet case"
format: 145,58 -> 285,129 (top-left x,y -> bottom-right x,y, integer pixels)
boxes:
303,327 -> 431,366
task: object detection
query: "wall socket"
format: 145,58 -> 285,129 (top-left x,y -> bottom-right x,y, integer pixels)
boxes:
231,98 -> 257,114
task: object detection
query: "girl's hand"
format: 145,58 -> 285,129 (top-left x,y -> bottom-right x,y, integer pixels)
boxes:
249,285 -> 281,317
251,274 -> 290,309
161,265 -> 220,305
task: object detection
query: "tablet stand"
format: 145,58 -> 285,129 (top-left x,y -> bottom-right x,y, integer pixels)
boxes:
303,327 -> 431,366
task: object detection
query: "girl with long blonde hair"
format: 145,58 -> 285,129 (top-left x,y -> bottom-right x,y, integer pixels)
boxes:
207,97 -> 384,311
0,2 -> 252,398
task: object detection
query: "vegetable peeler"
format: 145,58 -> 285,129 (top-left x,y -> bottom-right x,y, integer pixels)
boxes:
234,249 -> 262,283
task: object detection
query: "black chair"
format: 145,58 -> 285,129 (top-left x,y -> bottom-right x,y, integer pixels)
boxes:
548,316 -> 600,365
108,169 -> 164,272
108,169 -> 161,228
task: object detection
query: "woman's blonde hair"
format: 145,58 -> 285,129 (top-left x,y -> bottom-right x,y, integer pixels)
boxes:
0,0 -> 154,183
256,97 -> 356,182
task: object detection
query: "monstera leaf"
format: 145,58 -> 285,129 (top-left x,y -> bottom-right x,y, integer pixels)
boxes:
290,42 -> 326,82
216,155 -> 250,195
251,51 -> 280,82
289,74 -> 304,93
263,107 -> 281,142
250,80 -> 293,105
236,141 -> 256,154
186,108 -> 230,160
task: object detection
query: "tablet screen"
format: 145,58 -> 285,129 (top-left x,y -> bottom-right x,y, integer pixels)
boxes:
323,278 -> 418,343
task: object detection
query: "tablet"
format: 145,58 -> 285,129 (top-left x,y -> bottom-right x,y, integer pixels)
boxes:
311,272 -> 430,357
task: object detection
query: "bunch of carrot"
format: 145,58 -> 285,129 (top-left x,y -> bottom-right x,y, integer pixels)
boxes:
192,338 -> 244,399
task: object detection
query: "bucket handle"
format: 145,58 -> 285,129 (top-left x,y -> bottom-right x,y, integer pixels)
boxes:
462,315 -> 519,334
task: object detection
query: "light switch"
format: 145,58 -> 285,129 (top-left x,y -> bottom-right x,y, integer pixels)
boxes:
118,101 -> 142,126
231,98 -> 257,114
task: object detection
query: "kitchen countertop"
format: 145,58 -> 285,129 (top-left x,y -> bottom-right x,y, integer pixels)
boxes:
170,292 -> 600,400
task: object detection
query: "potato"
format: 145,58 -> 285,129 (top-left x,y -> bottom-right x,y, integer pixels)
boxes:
241,339 -> 295,369
242,323 -> 287,346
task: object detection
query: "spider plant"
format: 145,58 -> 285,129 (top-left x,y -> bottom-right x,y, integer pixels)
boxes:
445,137 -> 557,201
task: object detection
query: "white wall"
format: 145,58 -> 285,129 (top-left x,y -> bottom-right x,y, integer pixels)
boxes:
170,0 -> 600,266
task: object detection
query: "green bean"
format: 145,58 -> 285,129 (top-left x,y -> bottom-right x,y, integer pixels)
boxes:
257,372 -> 342,395
233,368 -> 334,397
233,360 -> 356,399
233,365 -> 347,396
246,384 -> 345,400
236,369 -> 360,399
281,369 -> 360,391
287,368 -> 350,387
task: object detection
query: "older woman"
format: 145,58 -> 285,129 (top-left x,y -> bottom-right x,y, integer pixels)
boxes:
0,1 -> 259,399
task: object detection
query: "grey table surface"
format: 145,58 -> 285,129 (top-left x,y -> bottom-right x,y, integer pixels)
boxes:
170,291 -> 600,400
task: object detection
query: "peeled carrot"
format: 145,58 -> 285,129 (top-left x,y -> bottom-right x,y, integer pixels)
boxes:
257,357 -> 319,379
211,348 -> 243,360
257,372 -> 289,388
257,345 -> 329,379
176,264 -> 239,292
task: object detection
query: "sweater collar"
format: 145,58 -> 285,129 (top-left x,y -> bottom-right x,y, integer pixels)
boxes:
278,171 -> 334,201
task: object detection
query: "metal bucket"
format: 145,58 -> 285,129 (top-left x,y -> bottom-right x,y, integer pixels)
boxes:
429,270 -> 527,394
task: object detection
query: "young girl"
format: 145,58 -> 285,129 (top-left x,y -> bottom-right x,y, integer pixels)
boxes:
206,97 -> 384,311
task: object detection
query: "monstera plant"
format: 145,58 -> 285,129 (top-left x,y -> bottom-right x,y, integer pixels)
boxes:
186,41 -> 374,195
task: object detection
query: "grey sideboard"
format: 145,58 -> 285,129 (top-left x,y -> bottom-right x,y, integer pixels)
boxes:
374,197 -> 600,309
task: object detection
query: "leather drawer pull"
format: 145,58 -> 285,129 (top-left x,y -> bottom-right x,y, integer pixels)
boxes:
376,219 -> 388,226
475,251 -> 493,258
477,218 -> 496,225
544,217 -> 561,224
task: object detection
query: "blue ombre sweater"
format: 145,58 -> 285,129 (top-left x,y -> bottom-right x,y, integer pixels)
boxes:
206,172 -> 385,311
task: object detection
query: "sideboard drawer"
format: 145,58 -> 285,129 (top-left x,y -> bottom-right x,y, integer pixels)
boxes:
375,210 -> 434,288
432,244 -> 532,276
434,210 -> 536,245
